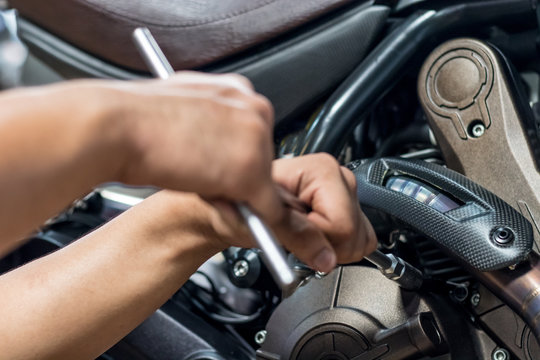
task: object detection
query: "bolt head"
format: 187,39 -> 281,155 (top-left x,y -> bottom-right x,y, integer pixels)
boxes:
233,260 -> 249,278
471,123 -> 485,137
255,330 -> 267,345
492,227 -> 514,245
471,292 -> 481,307
492,348 -> 509,360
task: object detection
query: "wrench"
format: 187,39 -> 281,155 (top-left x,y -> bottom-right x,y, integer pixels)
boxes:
132,27 -> 297,291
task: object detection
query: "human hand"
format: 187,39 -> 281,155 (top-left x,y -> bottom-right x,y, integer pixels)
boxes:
186,153 -> 377,273
100,71 -> 282,223
270,154 -> 378,272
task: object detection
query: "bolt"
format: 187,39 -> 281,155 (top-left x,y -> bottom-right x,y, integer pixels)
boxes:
255,330 -> 267,345
471,123 -> 485,138
492,348 -> 509,360
492,227 -> 514,245
233,260 -> 249,278
471,292 -> 481,307
452,284 -> 469,302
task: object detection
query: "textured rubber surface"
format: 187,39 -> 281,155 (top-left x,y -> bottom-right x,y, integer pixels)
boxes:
350,158 -> 533,271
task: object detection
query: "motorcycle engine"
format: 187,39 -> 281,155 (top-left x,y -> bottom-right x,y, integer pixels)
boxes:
257,266 -> 451,360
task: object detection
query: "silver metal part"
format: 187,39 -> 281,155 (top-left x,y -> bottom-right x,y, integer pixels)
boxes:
132,27 -> 297,292
233,259 -> 249,278
470,292 -> 481,307
471,123 -> 485,138
491,348 -> 509,360
255,330 -> 267,345
365,250 -> 424,290
0,10 -> 28,88
132,27 -> 174,79
236,204 -> 296,290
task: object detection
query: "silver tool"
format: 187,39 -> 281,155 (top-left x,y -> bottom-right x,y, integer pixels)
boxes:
365,250 -> 423,290
132,27 -> 297,291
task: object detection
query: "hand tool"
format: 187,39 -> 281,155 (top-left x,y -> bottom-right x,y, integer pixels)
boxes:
132,27 -> 424,292
132,27 -> 297,292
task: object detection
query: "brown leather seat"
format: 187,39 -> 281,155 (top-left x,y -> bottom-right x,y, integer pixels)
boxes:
9,0 -> 356,71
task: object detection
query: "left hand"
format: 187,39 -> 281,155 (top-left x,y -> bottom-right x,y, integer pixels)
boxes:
203,153 -> 378,273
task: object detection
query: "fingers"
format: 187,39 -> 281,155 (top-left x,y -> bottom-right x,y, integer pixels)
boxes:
121,71 -> 281,225
246,179 -> 285,225
272,153 -> 378,268
274,210 -> 336,273
165,72 -> 274,125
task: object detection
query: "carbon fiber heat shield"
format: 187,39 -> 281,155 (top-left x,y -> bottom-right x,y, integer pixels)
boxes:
349,158 -> 533,271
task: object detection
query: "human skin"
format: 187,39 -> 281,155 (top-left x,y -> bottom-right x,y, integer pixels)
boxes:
0,155 -> 377,359
0,72 -> 281,256
0,73 -> 377,359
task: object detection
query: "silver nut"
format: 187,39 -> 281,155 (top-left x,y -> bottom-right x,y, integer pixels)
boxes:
471,123 -> 485,138
233,260 -> 249,278
382,254 -> 405,280
471,292 -> 481,307
492,348 -> 509,360
255,330 -> 267,345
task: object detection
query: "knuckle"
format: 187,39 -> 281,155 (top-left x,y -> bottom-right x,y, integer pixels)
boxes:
253,94 -> 274,121
314,152 -> 340,167
341,167 -> 358,192
223,73 -> 254,90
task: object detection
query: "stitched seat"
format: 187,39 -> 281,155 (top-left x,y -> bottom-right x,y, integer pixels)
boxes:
9,0 -> 355,71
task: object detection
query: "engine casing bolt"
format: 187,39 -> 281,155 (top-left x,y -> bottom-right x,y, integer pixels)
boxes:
255,330 -> 267,345
233,260 -> 249,278
492,348 -> 509,360
471,123 -> 485,137
471,292 -> 481,307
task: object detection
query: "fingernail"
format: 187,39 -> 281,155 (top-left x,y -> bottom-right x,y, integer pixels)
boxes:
314,248 -> 336,272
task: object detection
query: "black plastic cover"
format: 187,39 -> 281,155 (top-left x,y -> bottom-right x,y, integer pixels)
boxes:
350,158 -> 534,271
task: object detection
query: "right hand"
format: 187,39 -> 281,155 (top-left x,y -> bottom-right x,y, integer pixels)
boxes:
153,154 -> 377,273
98,72 -> 283,223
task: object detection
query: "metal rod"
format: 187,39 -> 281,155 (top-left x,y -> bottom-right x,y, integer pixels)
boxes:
365,249 -> 393,269
132,27 -> 297,291
297,0 -> 535,156
132,27 -> 174,80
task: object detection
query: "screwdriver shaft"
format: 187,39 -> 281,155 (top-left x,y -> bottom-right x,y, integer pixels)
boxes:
132,27 -> 297,291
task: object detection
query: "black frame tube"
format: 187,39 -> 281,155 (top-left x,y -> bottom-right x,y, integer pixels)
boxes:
296,0 -> 536,156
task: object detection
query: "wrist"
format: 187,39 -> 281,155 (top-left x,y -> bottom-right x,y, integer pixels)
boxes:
137,191 -> 227,261
64,80 -> 140,185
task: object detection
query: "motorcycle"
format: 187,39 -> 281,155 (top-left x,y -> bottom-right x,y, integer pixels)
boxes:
0,0 -> 539,359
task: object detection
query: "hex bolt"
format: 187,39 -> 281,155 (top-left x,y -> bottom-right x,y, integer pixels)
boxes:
471,123 -> 485,138
255,330 -> 267,345
233,260 -> 249,278
492,227 -> 514,245
492,348 -> 509,360
471,292 -> 481,307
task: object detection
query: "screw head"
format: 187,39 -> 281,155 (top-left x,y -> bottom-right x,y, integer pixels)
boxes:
492,348 -> 509,360
492,227 -> 514,245
471,292 -> 481,307
255,330 -> 267,345
471,123 -> 485,137
233,260 -> 249,278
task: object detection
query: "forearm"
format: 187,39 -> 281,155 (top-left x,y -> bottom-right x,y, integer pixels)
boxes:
0,81 -> 129,253
0,192 -> 221,360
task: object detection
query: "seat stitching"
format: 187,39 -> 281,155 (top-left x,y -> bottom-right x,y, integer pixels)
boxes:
79,0 -> 284,28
